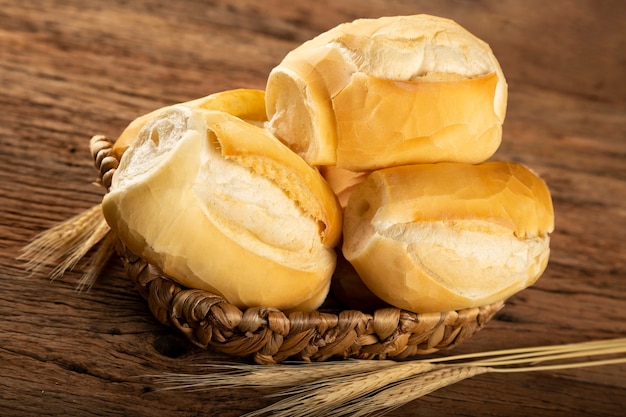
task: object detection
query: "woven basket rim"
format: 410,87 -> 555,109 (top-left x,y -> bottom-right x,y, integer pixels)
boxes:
89,134 -> 505,364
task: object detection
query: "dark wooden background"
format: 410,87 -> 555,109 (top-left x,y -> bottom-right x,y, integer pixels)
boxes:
1,1 -> 625,416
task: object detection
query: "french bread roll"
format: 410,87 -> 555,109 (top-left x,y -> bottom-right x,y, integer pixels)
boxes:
102,104 -> 342,311
342,162 -> 554,313
265,14 -> 507,170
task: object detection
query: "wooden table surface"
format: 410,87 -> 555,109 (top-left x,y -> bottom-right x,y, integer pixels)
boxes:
1,1 -> 625,416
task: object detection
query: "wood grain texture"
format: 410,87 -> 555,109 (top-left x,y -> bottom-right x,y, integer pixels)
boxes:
1,0 -> 624,416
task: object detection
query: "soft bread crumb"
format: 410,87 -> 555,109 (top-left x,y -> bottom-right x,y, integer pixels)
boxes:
193,142 -> 323,266
382,220 -> 550,299
112,107 -> 199,191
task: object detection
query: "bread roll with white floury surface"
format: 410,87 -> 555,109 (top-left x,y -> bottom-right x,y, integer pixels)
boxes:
102,104 -> 342,312
342,162 -> 554,313
265,14 -> 508,171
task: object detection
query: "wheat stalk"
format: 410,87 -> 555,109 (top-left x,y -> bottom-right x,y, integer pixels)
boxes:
306,339 -> 626,417
18,203 -> 113,290
430,337 -> 626,365
153,338 -> 626,416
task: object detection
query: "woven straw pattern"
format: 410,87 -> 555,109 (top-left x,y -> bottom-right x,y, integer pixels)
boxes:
90,135 -> 504,364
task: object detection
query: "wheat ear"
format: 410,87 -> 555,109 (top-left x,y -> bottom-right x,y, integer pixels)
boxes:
18,203 -> 113,290
240,361 -> 438,417
152,360 -> 398,391
327,365 -> 489,417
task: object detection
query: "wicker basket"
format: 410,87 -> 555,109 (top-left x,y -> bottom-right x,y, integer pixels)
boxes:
90,135 -> 504,365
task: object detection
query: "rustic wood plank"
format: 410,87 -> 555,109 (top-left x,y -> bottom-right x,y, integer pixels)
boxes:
1,0 -> 625,416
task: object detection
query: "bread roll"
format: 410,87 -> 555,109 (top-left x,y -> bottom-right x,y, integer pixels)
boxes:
342,162 -> 554,313
265,14 -> 507,170
102,105 -> 342,311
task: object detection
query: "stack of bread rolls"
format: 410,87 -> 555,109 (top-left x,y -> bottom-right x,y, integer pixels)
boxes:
102,14 -> 554,314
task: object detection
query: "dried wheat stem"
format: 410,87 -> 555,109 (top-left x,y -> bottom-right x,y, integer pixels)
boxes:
470,341 -> 626,368
234,338 -> 624,416
488,357 -> 626,373
430,337 -> 626,365
335,339 -> 626,417
246,338 -> 626,417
